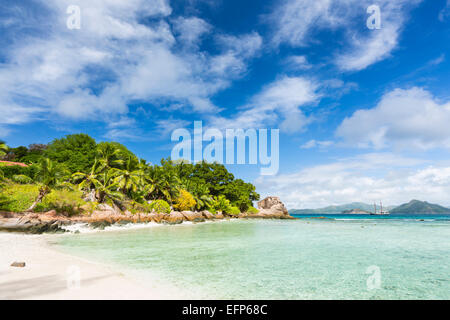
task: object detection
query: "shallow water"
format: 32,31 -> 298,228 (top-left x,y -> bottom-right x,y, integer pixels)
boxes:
54,216 -> 450,299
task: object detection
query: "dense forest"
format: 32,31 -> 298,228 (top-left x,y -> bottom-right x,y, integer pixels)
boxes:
0,134 -> 260,215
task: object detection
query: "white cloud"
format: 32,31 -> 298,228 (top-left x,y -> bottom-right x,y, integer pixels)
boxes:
172,16 -> 211,46
0,0 -> 262,130
268,0 -> 422,71
336,87 -> 450,150
300,139 -> 333,149
285,55 -> 312,70
209,76 -> 319,132
439,0 -> 450,21
254,152 -> 450,209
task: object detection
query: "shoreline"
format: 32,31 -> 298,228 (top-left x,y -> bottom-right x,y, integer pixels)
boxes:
0,232 -> 186,300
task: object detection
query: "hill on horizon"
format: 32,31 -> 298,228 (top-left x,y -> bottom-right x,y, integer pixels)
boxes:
289,202 -> 395,215
389,200 -> 450,215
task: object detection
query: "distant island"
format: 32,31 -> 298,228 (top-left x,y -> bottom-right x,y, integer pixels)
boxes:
290,202 -> 395,215
389,200 -> 450,215
291,200 -> 450,215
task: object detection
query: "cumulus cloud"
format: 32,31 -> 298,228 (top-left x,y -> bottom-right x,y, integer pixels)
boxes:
172,16 -> 211,46
268,0 -> 422,71
0,0 -> 262,133
336,87 -> 450,150
439,0 -> 450,21
300,139 -> 333,149
209,76 -> 319,132
254,153 -> 450,209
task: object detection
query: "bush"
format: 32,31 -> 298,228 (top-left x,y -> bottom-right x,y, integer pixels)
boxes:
227,206 -> 241,215
173,189 -> 196,211
149,199 -> 171,214
0,165 -> 36,179
125,200 -> 152,214
209,195 -> 232,214
12,174 -> 33,184
34,189 -> 86,216
247,206 -> 259,214
0,182 -> 39,212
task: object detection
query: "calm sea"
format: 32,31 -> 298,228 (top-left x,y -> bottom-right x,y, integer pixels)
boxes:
54,214 -> 450,299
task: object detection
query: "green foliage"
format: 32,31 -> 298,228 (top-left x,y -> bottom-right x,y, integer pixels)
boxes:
228,206 -> 241,216
1,134 -> 260,216
34,189 -> 86,216
0,165 -> 36,180
149,199 -> 171,214
0,142 -> 8,158
125,200 -> 152,214
12,174 -> 33,184
209,195 -> 232,214
247,206 -> 259,214
45,134 -> 97,173
34,158 -> 69,187
173,189 -> 196,211
0,182 -> 39,212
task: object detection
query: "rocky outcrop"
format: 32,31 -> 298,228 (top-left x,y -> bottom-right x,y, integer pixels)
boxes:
0,196 -> 294,234
0,213 -> 68,234
181,211 -> 205,222
252,196 -> 294,219
201,210 -> 215,220
162,211 -> 184,225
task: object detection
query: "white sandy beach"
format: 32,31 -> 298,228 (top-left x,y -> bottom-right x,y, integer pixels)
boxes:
0,232 -> 181,300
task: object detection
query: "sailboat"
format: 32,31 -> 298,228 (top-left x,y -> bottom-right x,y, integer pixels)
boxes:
371,202 -> 390,215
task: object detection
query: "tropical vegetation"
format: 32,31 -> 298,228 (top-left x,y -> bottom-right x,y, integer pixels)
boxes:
0,134 -> 260,215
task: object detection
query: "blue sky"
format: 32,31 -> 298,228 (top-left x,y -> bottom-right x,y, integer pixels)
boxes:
1,0 -> 450,208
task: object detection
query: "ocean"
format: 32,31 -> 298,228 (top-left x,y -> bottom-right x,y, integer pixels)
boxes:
54,215 -> 450,299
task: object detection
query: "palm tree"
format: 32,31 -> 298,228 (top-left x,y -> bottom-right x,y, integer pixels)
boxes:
94,170 -> 124,205
72,159 -> 103,202
111,156 -> 144,196
96,143 -> 123,170
26,158 -> 67,212
146,165 -> 180,203
182,178 -> 212,210
0,142 -> 8,158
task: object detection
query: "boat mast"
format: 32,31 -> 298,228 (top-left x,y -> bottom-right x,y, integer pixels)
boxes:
380,201 -> 383,214
374,203 -> 377,214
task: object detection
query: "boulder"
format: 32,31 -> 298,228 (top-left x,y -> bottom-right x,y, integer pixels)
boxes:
253,196 -> 294,219
162,211 -> 184,225
201,210 -> 215,220
148,212 -> 164,223
181,211 -> 205,222
11,262 -> 26,268
214,212 -> 224,219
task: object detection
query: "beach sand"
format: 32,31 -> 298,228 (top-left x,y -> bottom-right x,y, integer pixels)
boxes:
0,232 -> 178,300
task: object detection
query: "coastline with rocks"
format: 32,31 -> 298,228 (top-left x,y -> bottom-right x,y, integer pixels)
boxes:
0,196 -> 294,234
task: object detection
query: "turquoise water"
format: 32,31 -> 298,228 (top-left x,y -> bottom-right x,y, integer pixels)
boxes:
55,216 -> 450,299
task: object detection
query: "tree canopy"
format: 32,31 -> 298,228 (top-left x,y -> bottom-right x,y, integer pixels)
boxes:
1,134 -> 260,213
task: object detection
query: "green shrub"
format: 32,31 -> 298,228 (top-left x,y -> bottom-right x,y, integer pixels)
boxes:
0,182 -> 39,212
247,206 -> 259,214
34,189 -> 86,216
209,195 -> 232,214
12,174 -> 33,184
149,199 -> 171,214
227,206 -> 241,215
126,200 -> 152,214
0,165 -> 36,179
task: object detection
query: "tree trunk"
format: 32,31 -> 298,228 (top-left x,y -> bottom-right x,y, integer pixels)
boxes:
84,189 -> 97,202
26,186 -> 49,212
